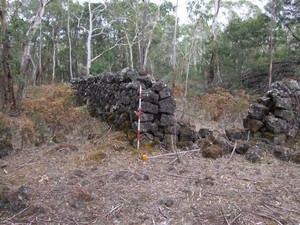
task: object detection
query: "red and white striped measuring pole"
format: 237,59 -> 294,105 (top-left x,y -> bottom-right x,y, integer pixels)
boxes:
137,85 -> 142,149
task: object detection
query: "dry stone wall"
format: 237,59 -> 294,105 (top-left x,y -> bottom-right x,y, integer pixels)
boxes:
243,79 -> 300,143
71,68 -> 186,148
71,72 -> 300,163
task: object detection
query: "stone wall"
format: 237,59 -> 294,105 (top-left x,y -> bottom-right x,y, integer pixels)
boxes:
71,68 -> 184,148
71,72 -> 300,162
243,79 -> 300,144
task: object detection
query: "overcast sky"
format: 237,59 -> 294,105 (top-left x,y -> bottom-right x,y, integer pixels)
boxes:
76,0 -> 268,24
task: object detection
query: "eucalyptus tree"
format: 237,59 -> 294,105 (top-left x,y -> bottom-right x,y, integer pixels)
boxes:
105,0 -> 166,71
17,0 -> 53,102
207,0 -> 221,85
172,0 -> 178,70
174,15 -> 210,92
266,0 -> 276,88
65,1 -> 85,77
268,0 -> 300,42
105,0 -> 144,70
30,0 -> 65,84
220,14 -> 270,83
0,0 -> 16,110
76,0 -> 121,75
181,0 -> 215,86
67,0 -> 73,79
183,0 -> 274,90
265,0 -> 300,55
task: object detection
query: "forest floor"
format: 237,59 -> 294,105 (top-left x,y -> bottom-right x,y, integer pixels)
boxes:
0,84 -> 300,225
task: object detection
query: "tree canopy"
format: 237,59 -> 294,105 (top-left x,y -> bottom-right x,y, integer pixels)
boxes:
0,0 -> 299,110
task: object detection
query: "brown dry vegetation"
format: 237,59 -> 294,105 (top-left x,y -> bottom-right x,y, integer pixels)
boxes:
1,84 -> 300,225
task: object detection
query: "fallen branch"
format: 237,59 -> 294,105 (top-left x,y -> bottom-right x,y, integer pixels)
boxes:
92,126 -> 112,145
159,206 -> 168,219
264,202 -> 300,215
103,204 -> 123,218
165,173 -> 200,180
69,218 -> 80,225
254,212 -> 283,225
142,148 -> 201,160
1,207 -> 29,223
227,142 -> 237,163
16,158 -> 35,170
221,206 -> 231,225
231,213 -> 243,224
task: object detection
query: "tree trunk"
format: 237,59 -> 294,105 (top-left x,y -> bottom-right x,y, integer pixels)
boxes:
172,0 -> 178,87
124,32 -> 134,69
17,0 -> 51,102
68,0 -> 73,80
35,24 -> 43,85
52,26 -> 57,83
139,0 -> 147,72
0,0 -> 16,110
207,50 -> 217,85
86,0 -> 92,75
206,0 -> 221,86
268,1 -> 275,89
142,5 -> 160,72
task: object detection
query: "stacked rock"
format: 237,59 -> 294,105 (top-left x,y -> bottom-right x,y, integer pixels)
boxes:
71,68 -> 178,147
243,79 -> 300,143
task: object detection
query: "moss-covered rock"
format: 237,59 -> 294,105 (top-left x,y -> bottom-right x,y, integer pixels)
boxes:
0,184 -> 11,210
202,145 -> 224,159
291,152 -> 300,164
0,125 -> 13,158
245,146 -> 264,163
0,138 -> 13,158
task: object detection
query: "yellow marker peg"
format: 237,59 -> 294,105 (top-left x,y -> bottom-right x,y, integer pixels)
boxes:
141,154 -> 148,161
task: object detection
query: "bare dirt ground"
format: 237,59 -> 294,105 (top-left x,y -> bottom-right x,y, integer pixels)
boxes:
1,129 -> 300,225
1,85 -> 300,225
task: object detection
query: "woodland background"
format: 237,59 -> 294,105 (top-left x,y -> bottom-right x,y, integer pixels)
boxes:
0,0 -> 299,111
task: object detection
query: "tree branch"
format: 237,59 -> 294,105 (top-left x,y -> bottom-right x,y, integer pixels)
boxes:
285,24 -> 300,42
91,38 -> 123,62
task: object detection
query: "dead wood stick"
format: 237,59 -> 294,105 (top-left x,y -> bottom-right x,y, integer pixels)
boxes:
227,142 -> 237,163
16,158 -> 35,170
69,218 -> 80,225
146,149 -> 201,159
221,206 -> 231,225
159,206 -> 168,219
1,207 -> 29,223
231,213 -> 243,224
104,204 -> 123,218
165,173 -> 199,180
264,202 -> 300,215
166,157 -> 180,166
93,126 -> 112,145
254,212 -> 283,225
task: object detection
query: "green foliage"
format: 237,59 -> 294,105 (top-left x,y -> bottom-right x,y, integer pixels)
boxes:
1,0 -> 298,94
224,14 -> 270,49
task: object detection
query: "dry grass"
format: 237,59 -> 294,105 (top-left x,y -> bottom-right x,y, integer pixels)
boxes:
0,84 -> 300,225
0,112 -> 11,127
175,87 -> 250,134
193,87 -> 250,122
7,84 -> 110,148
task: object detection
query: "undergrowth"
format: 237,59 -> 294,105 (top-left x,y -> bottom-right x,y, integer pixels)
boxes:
0,83 -> 251,150
8,84 -> 107,148
174,85 -> 250,132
